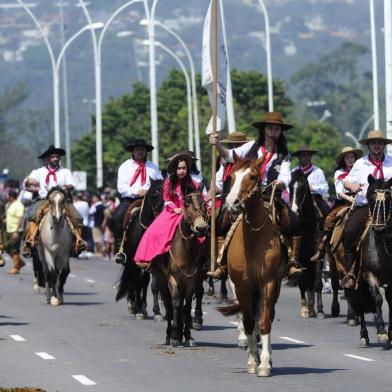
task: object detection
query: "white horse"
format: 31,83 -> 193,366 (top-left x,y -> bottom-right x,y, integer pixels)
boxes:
37,187 -> 73,306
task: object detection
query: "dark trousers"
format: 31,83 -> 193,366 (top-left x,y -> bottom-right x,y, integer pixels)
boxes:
343,206 -> 369,255
112,198 -> 137,245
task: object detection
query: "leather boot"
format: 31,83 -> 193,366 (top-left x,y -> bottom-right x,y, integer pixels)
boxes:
22,221 -> 38,258
74,226 -> 87,253
114,233 -> 127,264
310,234 -> 328,262
342,252 -> 357,290
207,236 -> 227,279
7,254 -> 25,274
287,236 -> 304,277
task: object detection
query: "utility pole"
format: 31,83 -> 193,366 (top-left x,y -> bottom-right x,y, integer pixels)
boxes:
385,0 -> 392,152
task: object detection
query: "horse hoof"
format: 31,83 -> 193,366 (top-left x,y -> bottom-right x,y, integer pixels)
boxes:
46,298 -> 51,304
154,314 -> 164,322
50,297 -> 60,306
170,338 -> 180,347
360,338 -> 369,347
33,284 -> 40,294
300,310 -> 309,318
238,339 -> 248,349
377,333 -> 389,344
165,336 -> 170,345
308,310 -> 316,318
207,287 -> 214,296
383,341 -> 392,350
347,319 -> 358,327
247,364 -> 258,374
184,338 -> 196,347
192,321 -> 202,331
257,367 -> 271,377
331,310 -> 340,318
316,312 -> 326,320
135,313 -> 144,320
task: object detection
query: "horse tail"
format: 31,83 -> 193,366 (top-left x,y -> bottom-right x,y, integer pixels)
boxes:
350,280 -> 376,315
217,303 -> 241,317
115,262 -> 133,302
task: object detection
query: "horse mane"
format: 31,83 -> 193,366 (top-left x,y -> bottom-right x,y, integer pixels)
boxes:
140,178 -> 164,228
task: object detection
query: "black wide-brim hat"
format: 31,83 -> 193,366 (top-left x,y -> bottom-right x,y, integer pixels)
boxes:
166,152 -> 194,175
291,145 -> 319,157
125,138 -> 154,152
38,145 -> 66,160
252,112 -> 293,132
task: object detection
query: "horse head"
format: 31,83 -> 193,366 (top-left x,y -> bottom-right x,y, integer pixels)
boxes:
225,153 -> 264,214
147,178 -> 165,218
183,193 -> 208,237
289,169 -> 311,215
366,175 -> 392,230
47,186 -> 66,224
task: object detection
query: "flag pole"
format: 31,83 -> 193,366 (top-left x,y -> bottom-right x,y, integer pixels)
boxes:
210,0 -> 218,273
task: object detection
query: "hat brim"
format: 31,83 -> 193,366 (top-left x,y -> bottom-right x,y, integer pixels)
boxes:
167,153 -> 194,175
252,121 -> 293,131
335,149 -> 363,165
292,149 -> 318,157
38,148 -> 66,160
125,144 -> 154,152
359,137 -> 392,145
221,137 -> 252,144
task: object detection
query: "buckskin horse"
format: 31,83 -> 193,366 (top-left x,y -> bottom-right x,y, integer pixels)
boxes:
351,175 -> 392,348
115,178 -> 164,320
289,169 -> 325,319
37,187 -> 73,306
152,192 -> 208,347
218,155 -> 286,377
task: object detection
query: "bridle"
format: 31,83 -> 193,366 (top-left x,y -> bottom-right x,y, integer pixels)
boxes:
180,193 -> 208,239
369,189 -> 392,229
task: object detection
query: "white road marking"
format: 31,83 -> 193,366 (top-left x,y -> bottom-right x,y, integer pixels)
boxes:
229,321 -> 239,327
9,335 -> 25,342
72,375 -> 96,385
69,274 -> 76,278
86,279 -> 95,284
279,336 -> 306,344
343,354 -> 375,362
35,352 -> 55,360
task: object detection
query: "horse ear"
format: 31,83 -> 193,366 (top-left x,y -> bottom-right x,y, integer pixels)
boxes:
385,177 -> 392,189
368,174 -> 375,185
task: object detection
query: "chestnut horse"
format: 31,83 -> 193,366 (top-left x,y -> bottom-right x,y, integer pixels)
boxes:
218,155 -> 286,377
153,193 -> 208,347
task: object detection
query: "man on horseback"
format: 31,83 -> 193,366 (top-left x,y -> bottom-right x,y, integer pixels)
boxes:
22,145 -> 86,257
112,139 -> 162,264
209,112 -> 302,278
342,130 -> 392,289
291,145 -> 330,215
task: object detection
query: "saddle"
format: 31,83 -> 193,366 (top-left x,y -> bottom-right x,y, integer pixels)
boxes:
122,199 -> 143,229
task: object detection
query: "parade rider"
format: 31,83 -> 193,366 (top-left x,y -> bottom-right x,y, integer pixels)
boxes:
291,145 -> 330,215
311,146 -> 363,263
209,112 -> 303,279
23,145 -> 86,256
112,138 -> 162,264
342,130 -> 392,289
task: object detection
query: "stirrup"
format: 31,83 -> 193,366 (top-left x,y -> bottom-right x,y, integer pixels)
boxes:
76,238 -> 87,250
342,273 -> 357,290
287,261 -> 305,277
114,252 -> 127,265
310,251 -> 323,263
207,266 -> 226,279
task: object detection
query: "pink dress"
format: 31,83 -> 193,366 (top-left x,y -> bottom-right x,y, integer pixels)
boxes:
134,178 -> 198,263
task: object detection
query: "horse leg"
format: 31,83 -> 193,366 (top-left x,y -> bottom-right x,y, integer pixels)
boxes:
168,275 -> 180,347
184,294 -> 196,347
307,289 -> 316,318
384,285 -> 392,349
236,313 -> 248,349
160,284 -> 173,345
151,272 -> 164,321
346,296 -> 359,326
316,289 -> 325,319
192,282 -> 204,331
57,264 -> 70,305
359,311 -> 369,347
207,276 -> 215,296
300,286 -> 308,318
315,258 -> 325,319
220,277 -> 228,302
369,284 -> 388,344
140,271 -> 150,318
328,250 -> 340,317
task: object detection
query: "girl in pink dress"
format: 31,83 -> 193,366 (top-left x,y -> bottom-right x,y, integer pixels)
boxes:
134,152 -> 198,267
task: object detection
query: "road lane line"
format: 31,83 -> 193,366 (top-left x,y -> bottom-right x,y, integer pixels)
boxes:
86,279 -> 95,283
9,335 -> 26,342
279,336 -> 306,344
35,352 -> 55,360
343,354 -> 375,362
72,375 -> 96,385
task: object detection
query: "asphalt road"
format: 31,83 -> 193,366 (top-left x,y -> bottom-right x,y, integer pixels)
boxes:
0,256 -> 391,392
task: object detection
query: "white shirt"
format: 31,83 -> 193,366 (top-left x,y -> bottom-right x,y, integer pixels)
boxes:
117,159 -> 162,198
74,200 -> 90,226
191,172 -> 207,195
292,165 -> 329,196
344,154 -> 392,206
216,164 -> 225,193
25,165 -> 75,199
227,140 -> 291,187
334,169 -> 349,199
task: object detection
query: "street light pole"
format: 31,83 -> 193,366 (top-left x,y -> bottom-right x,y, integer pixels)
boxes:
148,40 -> 194,152
369,0 -> 380,129
384,0 -> 392,152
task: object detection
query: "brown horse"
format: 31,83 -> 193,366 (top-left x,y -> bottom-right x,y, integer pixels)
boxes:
218,155 -> 286,377
153,192 -> 208,347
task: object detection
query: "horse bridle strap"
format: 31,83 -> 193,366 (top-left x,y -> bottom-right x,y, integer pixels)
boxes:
371,189 -> 392,228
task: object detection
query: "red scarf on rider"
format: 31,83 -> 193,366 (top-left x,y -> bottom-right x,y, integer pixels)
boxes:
300,163 -> 314,174
259,146 -> 275,180
45,165 -> 59,185
369,155 -> 385,179
337,167 -> 351,181
222,163 -> 234,182
130,160 -> 147,186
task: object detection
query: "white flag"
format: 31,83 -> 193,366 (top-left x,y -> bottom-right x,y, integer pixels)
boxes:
201,0 -> 228,134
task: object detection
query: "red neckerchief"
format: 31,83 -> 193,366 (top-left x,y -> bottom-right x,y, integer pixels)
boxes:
337,167 -> 351,181
259,146 -> 275,180
223,163 -> 234,182
130,160 -> 147,186
300,163 -> 314,174
45,165 -> 59,185
369,154 -> 385,179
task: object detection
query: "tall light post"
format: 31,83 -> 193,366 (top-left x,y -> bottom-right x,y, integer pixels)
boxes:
369,0 -> 380,129
384,0 -> 392,152
140,19 -> 201,167
144,40 -> 194,152
77,0 -> 143,188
